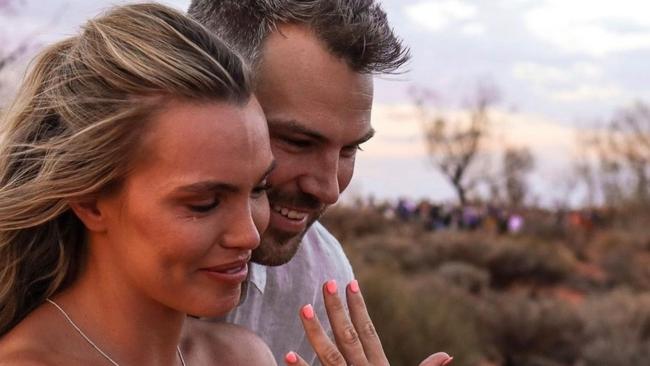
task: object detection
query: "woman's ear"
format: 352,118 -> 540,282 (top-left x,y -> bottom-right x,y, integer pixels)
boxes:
69,198 -> 109,232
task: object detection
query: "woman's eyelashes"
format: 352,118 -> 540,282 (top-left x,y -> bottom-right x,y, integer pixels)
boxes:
185,183 -> 270,213
252,180 -> 272,198
187,199 -> 219,213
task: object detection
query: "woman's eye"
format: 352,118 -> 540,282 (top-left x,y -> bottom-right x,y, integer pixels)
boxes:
252,181 -> 272,197
187,200 -> 219,213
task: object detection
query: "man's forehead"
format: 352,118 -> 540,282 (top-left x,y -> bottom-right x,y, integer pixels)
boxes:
256,25 -> 356,81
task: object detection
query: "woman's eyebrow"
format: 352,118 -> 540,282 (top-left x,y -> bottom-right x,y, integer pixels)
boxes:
173,161 -> 276,194
173,181 -> 238,194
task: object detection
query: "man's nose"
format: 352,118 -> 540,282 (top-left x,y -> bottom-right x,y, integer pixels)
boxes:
299,153 -> 340,205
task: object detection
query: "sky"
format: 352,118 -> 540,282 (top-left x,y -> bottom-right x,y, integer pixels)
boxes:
2,0 -> 649,206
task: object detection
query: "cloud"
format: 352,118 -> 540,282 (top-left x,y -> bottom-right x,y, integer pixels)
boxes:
512,61 -> 604,86
525,0 -> 650,56
511,61 -> 627,103
513,62 -> 573,85
550,84 -> 626,102
405,0 -> 478,32
368,103 -> 576,158
461,22 -> 486,36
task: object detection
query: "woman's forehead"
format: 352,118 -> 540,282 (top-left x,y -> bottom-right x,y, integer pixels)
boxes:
125,100 -> 271,187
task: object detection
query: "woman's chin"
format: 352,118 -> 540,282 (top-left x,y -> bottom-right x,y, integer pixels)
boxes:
186,291 -> 241,318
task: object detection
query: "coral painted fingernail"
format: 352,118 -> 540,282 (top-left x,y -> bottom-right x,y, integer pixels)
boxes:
285,351 -> 298,364
326,280 -> 337,294
301,304 -> 314,320
349,279 -> 360,294
442,356 -> 454,366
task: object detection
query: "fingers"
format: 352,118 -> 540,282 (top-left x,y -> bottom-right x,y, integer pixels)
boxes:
299,304 -> 347,366
322,280 -> 369,366
418,352 -> 454,366
284,351 -> 310,366
302,279 -> 451,366
345,280 -> 388,364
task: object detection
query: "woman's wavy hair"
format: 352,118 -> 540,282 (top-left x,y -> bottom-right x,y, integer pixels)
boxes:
0,2 -> 251,336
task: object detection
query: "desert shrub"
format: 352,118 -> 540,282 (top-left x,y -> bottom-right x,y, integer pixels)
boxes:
344,233 -> 417,270
340,219 -> 577,289
435,261 -> 490,294
520,209 -> 567,242
482,293 -> 583,366
340,230 -> 490,274
323,204 -> 650,366
577,290 -> 650,366
600,244 -> 650,291
419,231 -> 492,268
485,239 -> 575,288
358,267 -> 486,366
609,203 -> 650,231
594,227 -> 650,252
321,205 -> 403,243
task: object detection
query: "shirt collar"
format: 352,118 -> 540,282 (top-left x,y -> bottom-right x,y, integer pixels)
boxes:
248,261 -> 267,294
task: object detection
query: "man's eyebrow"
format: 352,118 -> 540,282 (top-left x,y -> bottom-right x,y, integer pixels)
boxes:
268,119 -> 326,142
268,118 -> 376,146
352,128 -> 375,146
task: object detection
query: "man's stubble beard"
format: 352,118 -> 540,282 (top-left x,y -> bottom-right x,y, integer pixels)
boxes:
252,187 -> 327,266
251,210 -> 324,266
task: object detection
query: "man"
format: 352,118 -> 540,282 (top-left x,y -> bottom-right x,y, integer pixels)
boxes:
187,1 -> 452,365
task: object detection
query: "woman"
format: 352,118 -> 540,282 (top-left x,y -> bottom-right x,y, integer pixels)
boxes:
0,3 -> 276,365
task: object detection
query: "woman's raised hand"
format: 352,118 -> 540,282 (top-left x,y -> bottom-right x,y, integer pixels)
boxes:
285,280 -> 453,366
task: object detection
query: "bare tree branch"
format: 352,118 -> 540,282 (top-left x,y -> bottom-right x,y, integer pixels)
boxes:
503,146 -> 534,207
413,83 -> 499,206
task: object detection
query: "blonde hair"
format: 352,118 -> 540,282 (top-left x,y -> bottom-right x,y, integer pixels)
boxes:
0,3 -> 251,335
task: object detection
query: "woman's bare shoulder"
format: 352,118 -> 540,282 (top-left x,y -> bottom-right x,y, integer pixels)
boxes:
0,350 -> 53,366
182,318 -> 277,366
0,305 -> 74,366
0,333 -> 55,366
0,339 -> 77,366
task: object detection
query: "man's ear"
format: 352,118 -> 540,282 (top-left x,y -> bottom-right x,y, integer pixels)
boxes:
69,198 -> 109,232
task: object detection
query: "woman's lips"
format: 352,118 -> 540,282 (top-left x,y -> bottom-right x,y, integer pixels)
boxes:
201,260 -> 249,284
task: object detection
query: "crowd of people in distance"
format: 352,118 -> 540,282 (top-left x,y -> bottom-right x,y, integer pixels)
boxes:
351,196 -> 610,236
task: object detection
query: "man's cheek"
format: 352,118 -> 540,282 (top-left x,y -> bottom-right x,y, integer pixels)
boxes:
337,163 -> 355,193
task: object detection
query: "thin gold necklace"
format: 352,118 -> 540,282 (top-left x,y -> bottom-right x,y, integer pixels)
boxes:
46,298 -> 187,366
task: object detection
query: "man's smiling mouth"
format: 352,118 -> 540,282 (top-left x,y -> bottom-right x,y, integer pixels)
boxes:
272,205 -> 309,220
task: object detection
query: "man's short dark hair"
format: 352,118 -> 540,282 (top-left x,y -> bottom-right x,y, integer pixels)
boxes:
188,0 -> 410,74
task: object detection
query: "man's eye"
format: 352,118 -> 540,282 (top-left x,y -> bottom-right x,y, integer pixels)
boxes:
284,137 -> 312,148
341,144 -> 363,157
188,201 -> 219,213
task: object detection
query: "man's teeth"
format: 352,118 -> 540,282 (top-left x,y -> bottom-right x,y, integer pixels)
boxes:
273,205 -> 308,220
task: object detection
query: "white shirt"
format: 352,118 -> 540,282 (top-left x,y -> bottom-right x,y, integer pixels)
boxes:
225,221 -> 355,365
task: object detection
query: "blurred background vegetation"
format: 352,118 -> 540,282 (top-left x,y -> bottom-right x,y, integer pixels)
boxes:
321,201 -> 650,366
